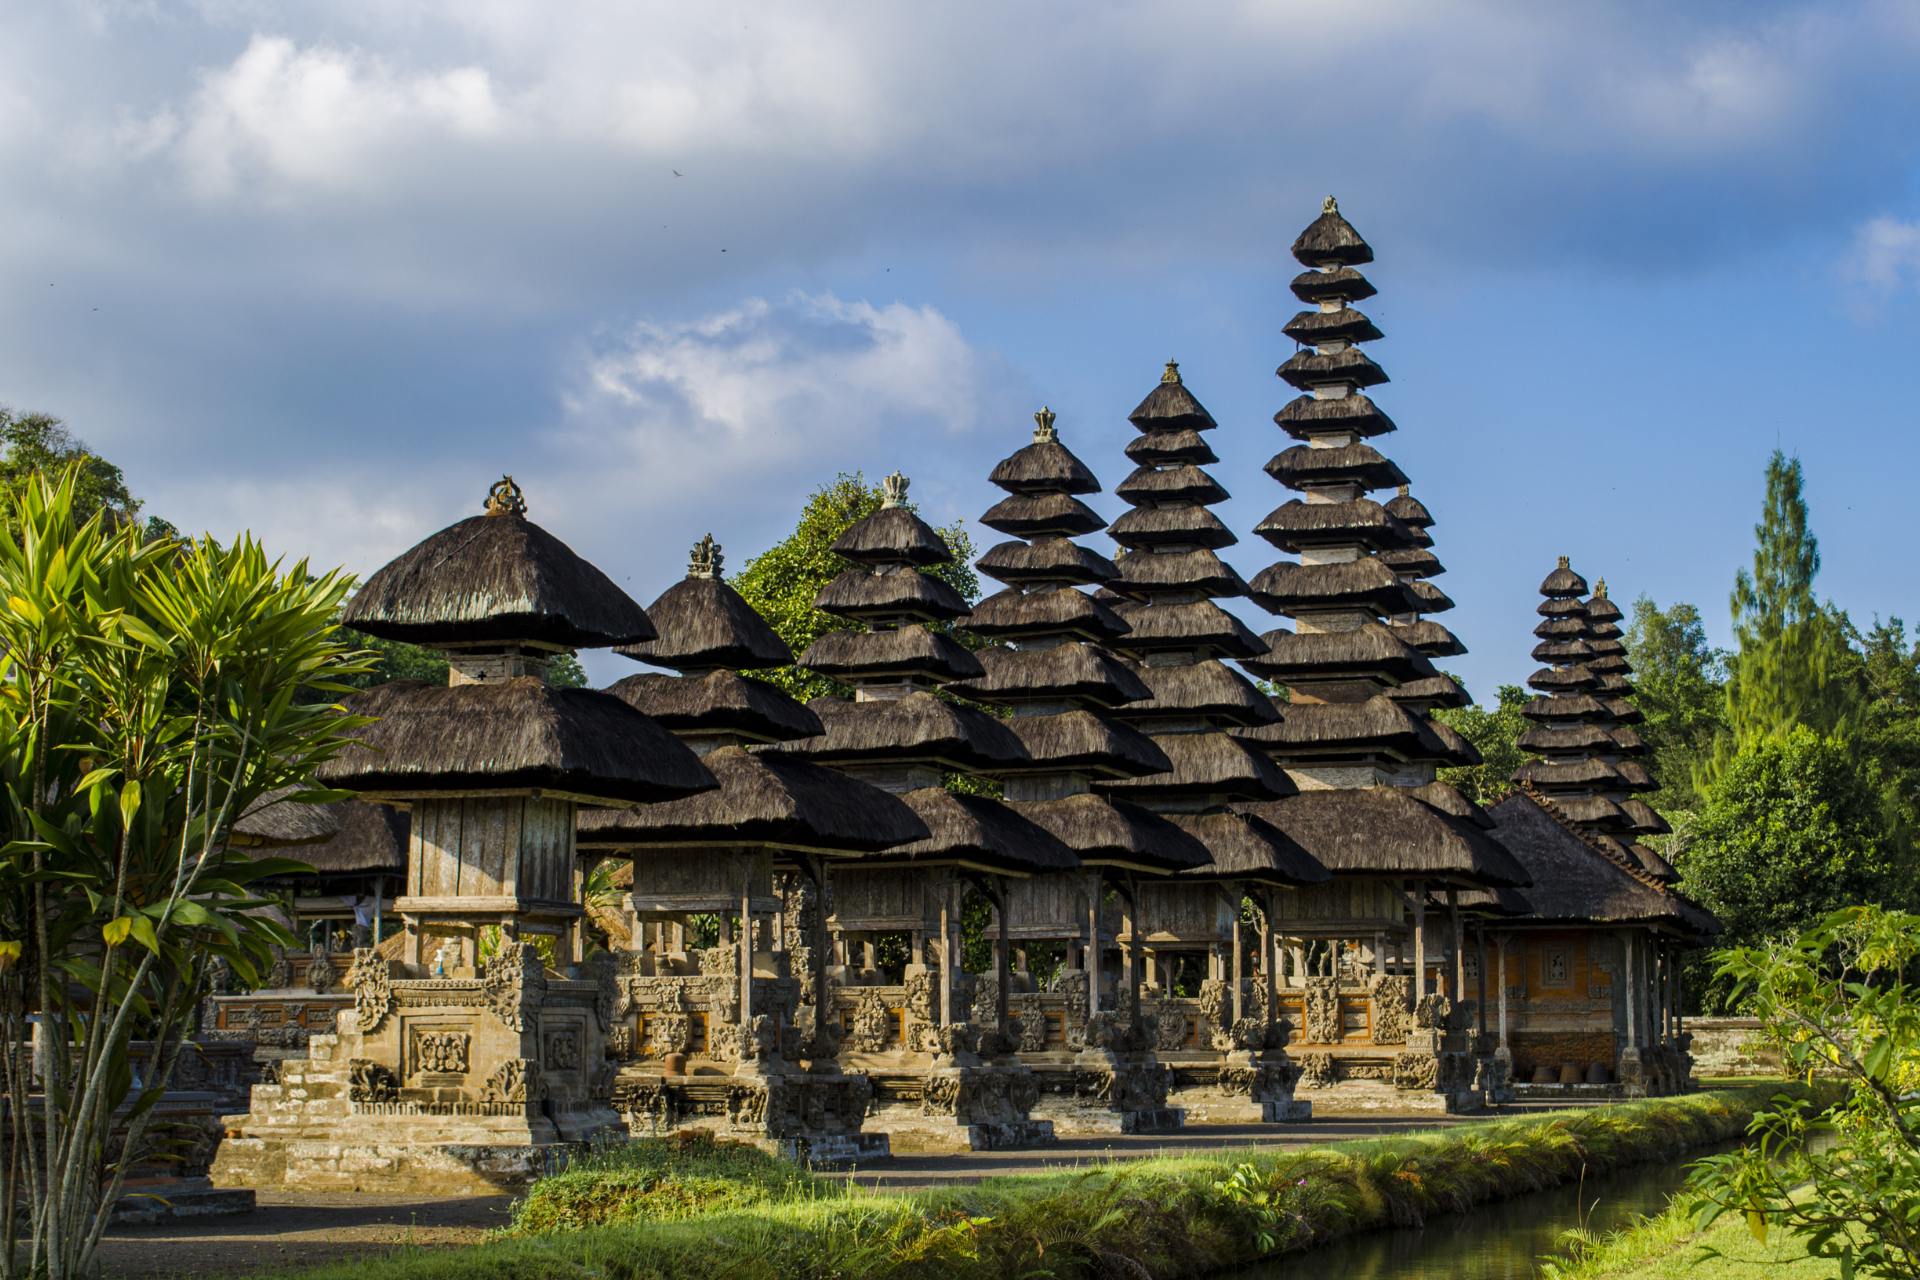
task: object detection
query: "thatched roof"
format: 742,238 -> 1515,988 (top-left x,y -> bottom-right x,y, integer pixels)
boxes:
1512,758 -> 1624,788
231,786 -> 341,847
1114,465 -> 1230,507
251,799 -> 407,876
1387,675 -> 1472,711
1127,378 -> 1218,432
988,440 -> 1101,496
1274,392 -> 1396,440
796,625 -> 985,682
1608,726 -> 1647,753
975,538 -> 1118,588
1235,695 -> 1461,764
1376,546 -> 1444,577
1106,547 -> 1249,600
1126,429 -> 1218,467
1584,591 -> 1624,624
1549,795 -> 1632,829
1239,788 -> 1531,887
1104,600 -> 1265,659
1409,781 -> 1494,829
768,692 -> 1031,772
1290,265 -> 1376,305
576,746 -> 926,853
980,493 -> 1107,539
830,507 -> 954,567
1485,792 -> 1716,933
1278,347 -> 1388,393
1615,760 -> 1658,790
1425,719 -> 1483,767
1625,841 -> 1681,883
1389,618 -> 1467,657
1528,664 -> 1599,693
1168,811 -> 1329,886
1095,730 -> 1296,802
603,670 -> 822,742
1109,657 -> 1281,727
1588,621 -> 1624,641
1239,623 -> 1436,685
1010,794 -> 1213,872
960,586 -> 1130,642
1265,442 -> 1407,493
1107,505 -> 1238,551
1601,697 -> 1645,725
1531,639 -> 1595,663
945,644 -> 1152,709
615,575 -> 791,671
1585,636 -> 1627,656
317,678 -> 716,805
863,788 -> 1080,875
1382,490 -> 1433,528
1619,799 -> 1672,834
1516,723 -> 1623,754
1292,205 -> 1374,266
1000,710 -> 1172,778
343,514 -> 654,649
1451,884 -> 1534,917
1539,560 -> 1589,598
1586,655 -> 1632,676
1593,674 -> 1636,697
1533,616 -> 1589,639
1283,307 -> 1383,347
1408,580 -> 1455,613
814,568 -> 971,622
1248,559 -> 1421,616
1520,693 -> 1609,722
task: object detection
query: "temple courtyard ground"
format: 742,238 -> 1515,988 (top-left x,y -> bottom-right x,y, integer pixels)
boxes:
97,1101 -> 1617,1276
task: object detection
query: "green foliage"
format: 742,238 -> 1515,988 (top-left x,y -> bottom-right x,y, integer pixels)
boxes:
1625,597 -> 1728,814
731,472 -> 980,702
1686,906 -> 1920,1280
0,408 -> 147,537
1436,683 -> 1530,804
335,627 -> 451,689
547,652 -> 589,689
504,1131 -> 807,1233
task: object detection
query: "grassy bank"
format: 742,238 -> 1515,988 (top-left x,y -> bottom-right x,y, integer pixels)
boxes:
268,1087 -> 1827,1280
1541,1189 -> 1842,1279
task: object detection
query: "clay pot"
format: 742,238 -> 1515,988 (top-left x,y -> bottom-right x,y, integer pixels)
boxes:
1558,1061 -> 1581,1084
1530,1064 -> 1556,1084
1586,1062 -> 1611,1084
663,1053 -> 688,1077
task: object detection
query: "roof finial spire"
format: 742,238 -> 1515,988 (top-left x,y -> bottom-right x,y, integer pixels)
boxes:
1322,194 -> 1338,215
1557,555 -> 1570,569
1595,577 -> 1608,598
1398,484 -> 1410,497
687,533 -> 723,580
1032,406 -> 1058,444
1161,360 -> 1182,385
484,475 -> 526,518
880,471 -> 910,509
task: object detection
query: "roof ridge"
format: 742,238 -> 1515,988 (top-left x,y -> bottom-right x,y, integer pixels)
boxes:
1515,782 -> 1671,893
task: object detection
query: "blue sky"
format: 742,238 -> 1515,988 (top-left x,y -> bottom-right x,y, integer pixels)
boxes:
3,0 -> 1919,695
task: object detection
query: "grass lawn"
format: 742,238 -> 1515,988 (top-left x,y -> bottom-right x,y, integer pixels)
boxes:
1591,1210 -> 1841,1279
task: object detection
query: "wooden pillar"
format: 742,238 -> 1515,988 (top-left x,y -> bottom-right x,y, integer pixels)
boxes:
1623,929 -> 1638,1051
739,856 -> 754,1040
1475,921 -> 1488,1039
1263,890 -> 1280,1039
1409,880 -> 1426,1007
1373,930 -> 1386,979
1446,887 -> 1463,1003
809,855 -> 831,1057
937,876 -> 953,1026
862,937 -> 878,975
1088,869 -> 1103,1004
1123,874 -> 1141,1026
1230,892 -> 1245,1026
1495,932 -> 1510,1054
994,875 -> 1012,1032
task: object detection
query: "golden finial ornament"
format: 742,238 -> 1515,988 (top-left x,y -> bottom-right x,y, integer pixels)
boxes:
484,475 -> 526,517
1322,195 -> 1339,215
688,533 -> 723,580
1398,484 -> 1410,497
1161,360 -> 1182,385
880,471 -> 910,509
1032,407 -> 1058,444
1557,555 -> 1570,569
1595,578 -> 1608,598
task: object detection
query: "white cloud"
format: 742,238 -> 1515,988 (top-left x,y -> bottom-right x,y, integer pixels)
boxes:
1844,216 -> 1920,293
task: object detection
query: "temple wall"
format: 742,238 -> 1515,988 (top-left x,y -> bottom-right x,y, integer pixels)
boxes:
1686,1018 -> 1778,1077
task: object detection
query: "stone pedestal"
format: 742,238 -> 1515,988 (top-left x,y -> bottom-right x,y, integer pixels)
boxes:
1036,1016 -> 1183,1134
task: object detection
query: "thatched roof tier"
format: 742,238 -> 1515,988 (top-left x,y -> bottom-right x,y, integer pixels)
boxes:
1485,793 -> 1714,932
1539,559 -> 1589,598
1584,590 -> 1624,624
1511,758 -> 1624,788
1516,723 -> 1642,754
999,711 -> 1174,778
293,801 -> 410,875
1626,842 -> 1681,883
1127,374 -> 1218,432
1126,429 -> 1218,467
1409,781 -> 1494,829
1593,674 -> 1636,697
1527,664 -> 1599,693
813,568 -> 971,622
1168,812 -> 1330,886
344,513 -> 655,649
1425,720 -> 1483,767
615,575 -> 791,671
1585,637 -> 1628,657
1389,619 -> 1467,657
603,670 -> 823,743
1376,546 -> 1444,578
1105,548 -> 1250,600
317,678 -> 716,805
829,506 -> 954,567
975,539 -> 1118,588
1609,726 -> 1647,752
1619,799 -> 1672,834
1538,599 -> 1586,620
1533,616 -> 1589,639
1265,443 -> 1407,492
796,625 -> 985,682
1549,796 -> 1633,829
770,692 -> 1030,772
1289,265 -> 1376,305
1382,490 -> 1433,528
980,493 -> 1108,539
1277,347 -> 1388,392
1238,789 -> 1531,887
1387,674 -> 1471,710
1247,559 -> 1423,616
1283,307 -> 1383,347
1584,655 -> 1631,676
1235,696 -> 1468,765
959,586 -> 1131,642
1409,580 -> 1455,613
1112,658 -> 1282,727
1615,761 -> 1658,790
945,644 -> 1152,709
1588,622 -> 1624,642
1254,499 -> 1413,552
1601,697 -> 1646,725
1520,693 -> 1611,723
576,746 -> 926,853
1095,731 -> 1297,802
1107,505 -> 1238,551
1011,795 -> 1213,873
1451,885 -> 1535,917
864,788 -> 1081,875
1292,202 -> 1374,266
1104,599 -> 1265,659
1274,393 -> 1396,440
1531,639 -> 1595,663
232,787 -> 341,847
1239,623 -> 1437,684
1114,464 -> 1230,507
988,441 -> 1101,496
1404,524 -> 1436,549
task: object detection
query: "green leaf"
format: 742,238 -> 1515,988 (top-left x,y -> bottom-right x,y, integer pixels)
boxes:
102,916 -> 132,946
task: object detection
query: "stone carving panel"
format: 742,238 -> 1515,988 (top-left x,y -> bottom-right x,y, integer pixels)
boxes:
483,1057 -> 544,1103
344,949 -> 394,1033
411,1029 -> 470,1075
1368,975 -> 1413,1045
849,988 -> 891,1053
545,1029 -> 581,1072
1016,994 -> 1047,1052
482,943 -> 547,1032
347,1059 -> 398,1103
1301,977 -> 1341,1044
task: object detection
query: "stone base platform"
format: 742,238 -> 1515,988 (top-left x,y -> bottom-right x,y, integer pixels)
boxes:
1295,1079 -> 1485,1114
109,1178 -> 255,1226
212,1135 -> 573,1194
772,1132 -> 892,1167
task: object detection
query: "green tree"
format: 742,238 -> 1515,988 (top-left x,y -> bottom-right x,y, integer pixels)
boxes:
732,472 -> 980,701
1435,683 -> 1529,805
0,408 -> 150,536
1624,596 -> 1727,813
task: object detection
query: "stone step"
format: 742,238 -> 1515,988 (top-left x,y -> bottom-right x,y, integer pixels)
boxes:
108,1178 -> 255,1226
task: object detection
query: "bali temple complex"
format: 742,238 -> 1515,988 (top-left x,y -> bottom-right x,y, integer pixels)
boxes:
211,200 -> 1719,1193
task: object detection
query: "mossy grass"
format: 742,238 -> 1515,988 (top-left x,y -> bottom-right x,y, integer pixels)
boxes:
1541,1186 -> 1844,1278
256,1087 -> 1836,1280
